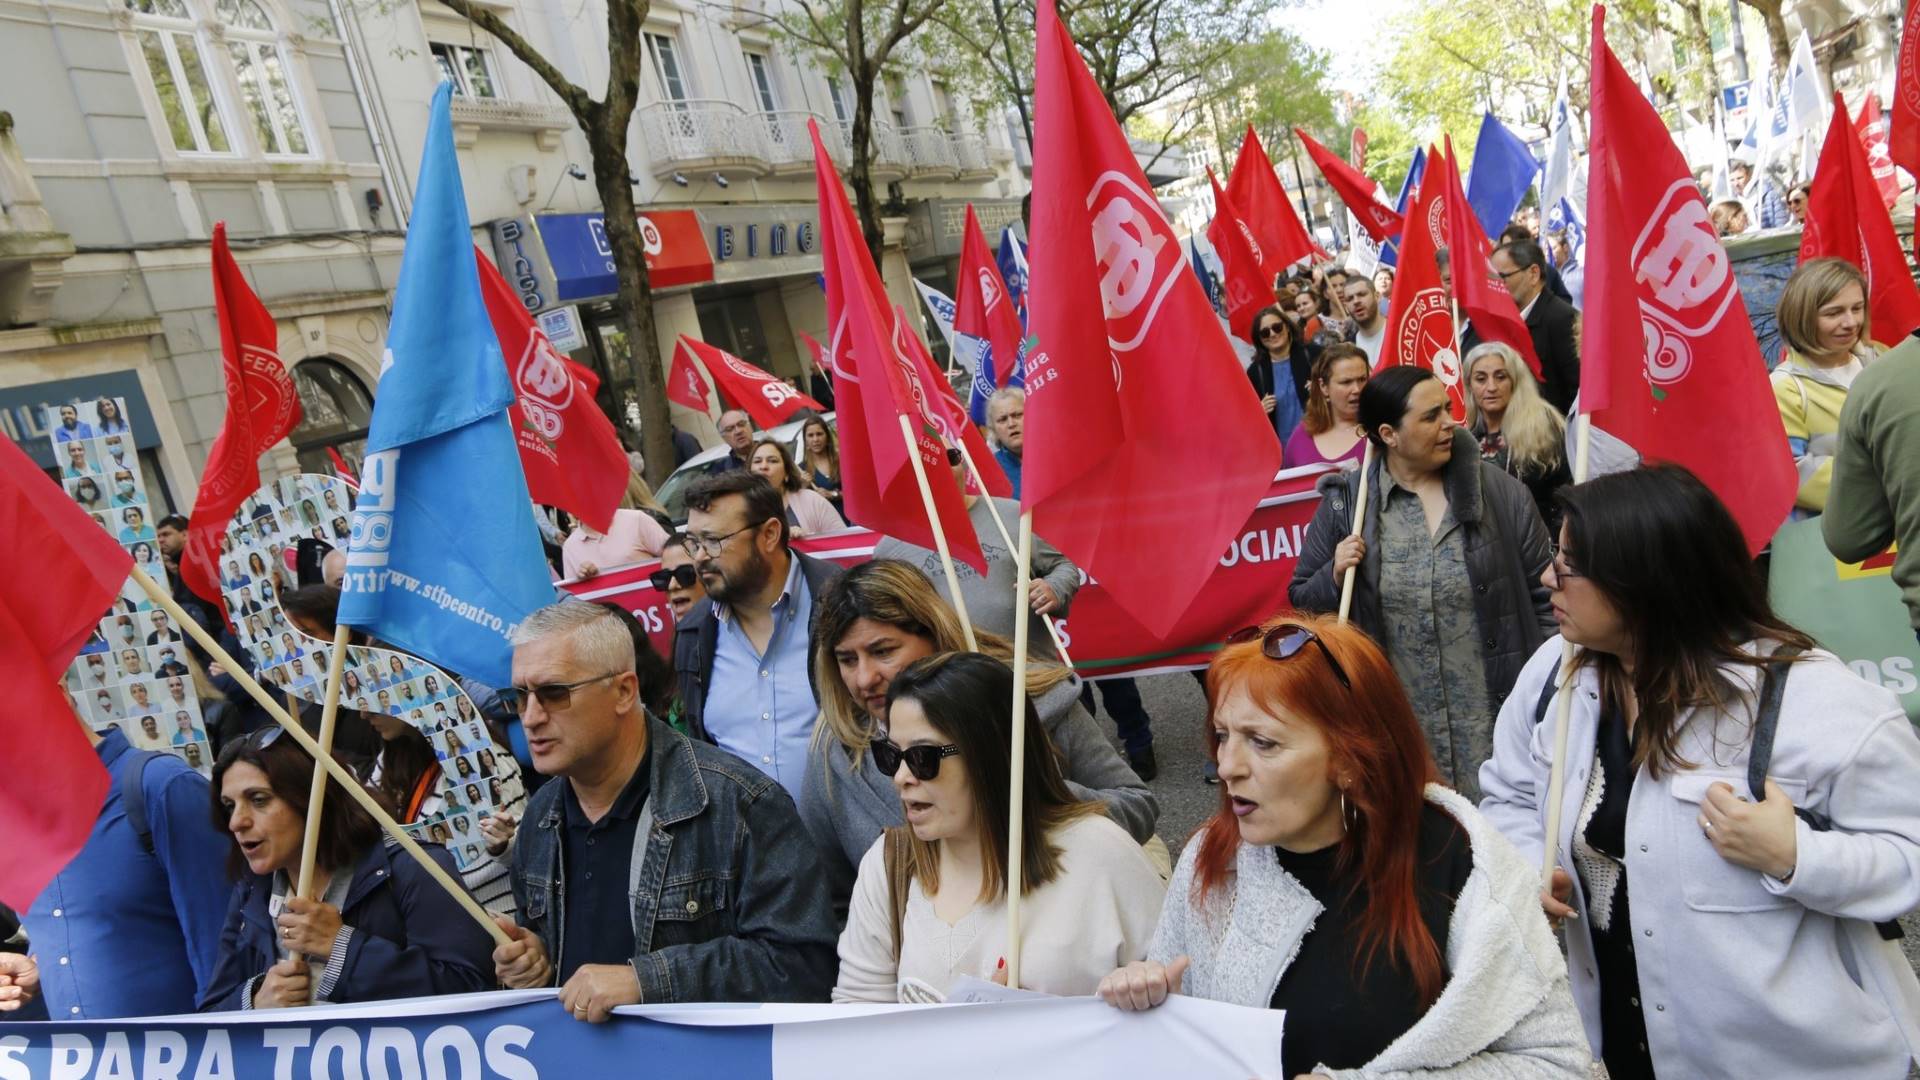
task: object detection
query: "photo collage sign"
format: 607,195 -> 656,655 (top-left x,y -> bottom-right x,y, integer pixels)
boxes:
220,474 -> 524,872
50,399 -> 215,774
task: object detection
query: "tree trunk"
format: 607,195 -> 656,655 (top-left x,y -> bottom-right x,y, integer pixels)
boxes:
1739,0 -> 1792,82
1679,0 -> 1723,124
849,71 -> 885,269
592,147 -> 673,488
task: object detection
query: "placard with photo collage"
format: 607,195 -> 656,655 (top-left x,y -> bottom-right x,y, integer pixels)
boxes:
218,474 -> 525,873
49,399 -> 214,775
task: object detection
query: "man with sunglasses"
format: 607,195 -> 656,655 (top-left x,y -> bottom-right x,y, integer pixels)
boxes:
493,602 -> 837,1016
672,471 -> 843,795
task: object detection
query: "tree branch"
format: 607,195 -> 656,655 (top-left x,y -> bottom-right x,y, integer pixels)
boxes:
437,0 -> 597,120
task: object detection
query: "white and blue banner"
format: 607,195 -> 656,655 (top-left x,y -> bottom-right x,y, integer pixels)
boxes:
0,989 -> 1287,1079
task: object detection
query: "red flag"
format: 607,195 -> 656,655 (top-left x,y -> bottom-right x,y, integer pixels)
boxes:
1296,127 -> 1403,242
1382,144 -> 1466,419
1437,139 -> 1544,382
1027,0 -> 1279,636
812,120 -> 987,572
325,446 -> 359,491
895,303 -> 1012,499
666,338 -> 715,413
676,337 -> 824,431
1801,93 -> 1920,344
0,436 -> 127,909
1891,0 -> 1920,179
1855,94 -> 1901,209
1583,4 -> 1795,555
476,250 -> 629,534
1350,127 -> 1369,172
953,204 -> 1027,388
181,223 -> 301,623
1225,126 -> 1327,270
797,330 -> 830,382
1207,168 -> 1277,338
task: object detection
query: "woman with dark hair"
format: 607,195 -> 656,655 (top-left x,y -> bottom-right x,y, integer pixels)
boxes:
799,416 -> 843,513
594,602 -> 678,721
1101,616 -> 1587,1076
197,729 -> 495,1010
749,437 -> 845,538
1284,344 -> 1370,469
72,476 -> 104,511
1247,305 -> 1316,447
834,653 -> 1163,1002
803,560 -> 1160,907
1480,466 -> 1920,1080
94,397 -> 130,434
1290,366 -> 1553,797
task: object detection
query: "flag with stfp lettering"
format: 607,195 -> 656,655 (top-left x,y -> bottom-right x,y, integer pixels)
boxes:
1382,144 -> 1465,419
1582,4 -> 1795,556
1027,0 -> 1278,636
1297,127 -> 1403,243
1801,92 -> 1920,344
1226,126 -> 1326,270
1207,168 -> 1276,339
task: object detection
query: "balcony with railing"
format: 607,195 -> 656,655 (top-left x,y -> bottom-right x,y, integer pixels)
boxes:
636,100 -> 770,180
835,120 -> 909,182
900,125 -> 958,178
759,110 -> 821,176
951,131 -> 994,179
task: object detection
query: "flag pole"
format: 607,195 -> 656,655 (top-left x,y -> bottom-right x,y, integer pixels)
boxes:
1004,509 -> 1035,988
1539,412 -> 1593,888
898,414 -> 980,652
126,565 -> 510,946
294,621 -> 355,903
1337,438 -> 1375,623
952,438 -> 1073,665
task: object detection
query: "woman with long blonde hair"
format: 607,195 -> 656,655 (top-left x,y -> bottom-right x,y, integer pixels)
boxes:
1465,341 -> 1571,529
800,559 -> 1159,906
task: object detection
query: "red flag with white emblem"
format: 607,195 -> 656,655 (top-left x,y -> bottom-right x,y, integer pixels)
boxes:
1436,139 -> 1543,383
1027,0 -> 1279,636
665,335 -> 716,414
181,223 -> 302,624
1890,0 -> 1920,180
1382,144 -> 1466,419
1207,168 -> 1277,339
1226,126 -> 1327,271
1855,94 -> 1901,209
954,204 -> 1027,389
1295,127 -> 1403,243
1584,4 -> 1795,555
1801,93 -> 1920,344
676,336 -> 825,431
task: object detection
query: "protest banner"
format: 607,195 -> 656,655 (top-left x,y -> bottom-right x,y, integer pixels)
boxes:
0,988 -> 1286,1079
565,467 -> 1329,679
1769,519 -> 1920,722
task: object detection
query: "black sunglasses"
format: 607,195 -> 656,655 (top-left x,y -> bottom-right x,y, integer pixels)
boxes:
943,447 -> 962,467
498,672 -> 620,716
649,565 -> 699,591
871,737 -> 960,781
1258,322 -> 1288,338
1224,623 -> 1352,689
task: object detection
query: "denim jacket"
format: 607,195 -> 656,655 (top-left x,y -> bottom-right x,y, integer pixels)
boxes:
510,714 -> 839,1003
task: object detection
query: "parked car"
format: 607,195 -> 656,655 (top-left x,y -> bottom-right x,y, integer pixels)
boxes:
653,413 -> 835,524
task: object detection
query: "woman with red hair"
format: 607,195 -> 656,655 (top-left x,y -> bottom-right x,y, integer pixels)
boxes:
1099,614 -> 1588,1079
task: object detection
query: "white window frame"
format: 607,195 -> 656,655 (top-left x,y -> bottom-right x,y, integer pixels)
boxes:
121,0 -> 316,161
127,0 -> 235,156
827,77 -> 851,123
223,0 -> 313,158
743,49 -> 778,113
430,40 -> 501,100
646,32 -> 690,103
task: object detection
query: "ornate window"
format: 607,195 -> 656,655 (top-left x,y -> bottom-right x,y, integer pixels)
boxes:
430,41 -> 499,100
289,359 -> 372,477
127,0 -> 231,154
219,0 -> 310,156
123,0 -> 313,159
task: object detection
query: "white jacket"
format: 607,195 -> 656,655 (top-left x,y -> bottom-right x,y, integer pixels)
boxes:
1479,637 -> 1920,1079
1151,786 -> 1589,1078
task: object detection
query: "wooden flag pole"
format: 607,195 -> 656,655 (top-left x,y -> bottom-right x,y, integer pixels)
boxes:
1540,413 -> 1594,888
898,414 -> 979,652
294,621 -> 355,901
1004,510 -> 1035,989
1337,438 -> 1376,623
126,566 -> 510,946
952,437 -> 1073,665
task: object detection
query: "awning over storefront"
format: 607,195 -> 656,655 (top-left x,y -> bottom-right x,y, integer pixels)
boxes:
489,209 -> 714,312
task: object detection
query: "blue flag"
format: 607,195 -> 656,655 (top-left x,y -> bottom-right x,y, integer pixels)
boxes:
1378,146 -> 1427,268
996,227 -> 1029,327
1466,112 -> 1540,239
1189,237 -> 1225,317
337,83 -> 553,687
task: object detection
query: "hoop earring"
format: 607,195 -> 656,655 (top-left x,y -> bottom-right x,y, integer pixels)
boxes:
1339,789 -> 1348,832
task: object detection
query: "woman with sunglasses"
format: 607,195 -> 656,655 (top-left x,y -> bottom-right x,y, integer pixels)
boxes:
198,728 -> 497,1010
651,534 -> 706,623
1100,615 -> 1588,1078
834,652 -> 1164,1002
560,470 -> 671,581
803,560 -> 1158,908
1247,305 -> 1317,447
1289,365 -> 1554,798
749,437 -> 846,538
1479,466 -> 1920,1080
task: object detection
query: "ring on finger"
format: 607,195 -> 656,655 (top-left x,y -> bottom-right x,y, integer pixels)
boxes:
1699,817 -> 1713,831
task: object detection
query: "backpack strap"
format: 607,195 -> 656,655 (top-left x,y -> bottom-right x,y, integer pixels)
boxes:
118,750 -> 163,858
883,826 -> 914,962
1532,668 -> 1562,727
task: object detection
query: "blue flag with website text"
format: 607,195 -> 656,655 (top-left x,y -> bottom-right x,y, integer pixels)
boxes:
337,83 -> 552,687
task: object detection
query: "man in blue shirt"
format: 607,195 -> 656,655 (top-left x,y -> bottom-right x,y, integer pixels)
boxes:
23,720 -> 231,1018
987,387 -> 1024,498
671,471 -> 841,795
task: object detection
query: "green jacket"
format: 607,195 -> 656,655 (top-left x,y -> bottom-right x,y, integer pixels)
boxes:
1824,336 -> 1920,630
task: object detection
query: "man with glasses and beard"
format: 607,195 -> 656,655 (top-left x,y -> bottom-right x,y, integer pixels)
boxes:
491,603 -> 836,1015
671,472 -> 842,796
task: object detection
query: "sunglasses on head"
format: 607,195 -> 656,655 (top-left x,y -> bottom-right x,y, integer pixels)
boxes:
871,736 -> 960,781
649,565 -> 699,591
1224,623 -> 1352,689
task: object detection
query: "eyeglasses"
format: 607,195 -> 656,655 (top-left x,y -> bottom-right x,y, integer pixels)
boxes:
685,523 -> 758,557
1547,540 -> 1584,580
871,737 -> 961,781
1224,623 -> 1352,689
943,447 -> 962,467
498,672 -> 621,715
1495,266 -> 1529,280
1257,323 -> 1288,338
649,565 -> 699,591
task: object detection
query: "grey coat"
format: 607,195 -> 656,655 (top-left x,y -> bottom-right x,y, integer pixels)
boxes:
873,497 -> 1080,660
1288,428 -> 1555,712
797,673 -> 1158,911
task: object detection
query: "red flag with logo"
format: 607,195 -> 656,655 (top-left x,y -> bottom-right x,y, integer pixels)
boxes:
1382,144 -> 1466,419
1437,139 -> 1544,382
1027,0 -> 1279,636
1226,126 -> 1327,271
1855,94 -> 1901,209
1801,93 -> 1920,344
1583,4 -> 1795,555
1207,168 -> 1277,338
666,335 -> 716,415
1351,127 -> 1369,172
895,302 -> 1012,499
1296,127 -> 1403,243
181,222 -> 302,623
1891,1 -> 1920,180
676,337 -> 824,430
0,436 -> 128,909
953,204 -> 1026,388
476,250 -> 628,533
812,120 -> 987,572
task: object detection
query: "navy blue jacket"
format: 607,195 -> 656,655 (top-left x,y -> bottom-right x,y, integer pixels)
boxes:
198,838 -> 494,1010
